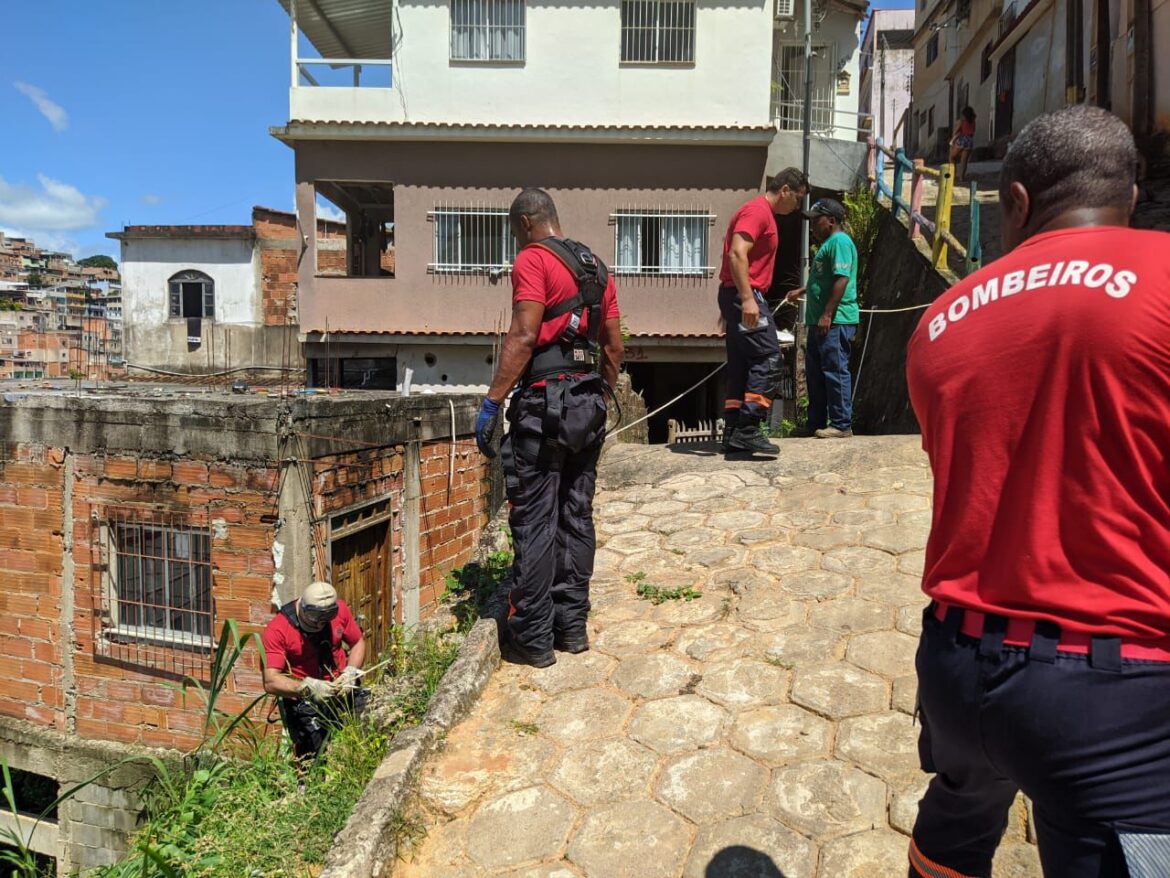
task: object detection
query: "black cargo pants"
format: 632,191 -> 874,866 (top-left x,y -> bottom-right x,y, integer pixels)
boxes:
501,376 -> 607,654
718,286 -> 782,424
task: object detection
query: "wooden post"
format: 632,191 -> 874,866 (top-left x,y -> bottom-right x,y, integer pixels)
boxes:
892,149 -> 907,220
932,163 -> 955,269
867,138 -> 877,190
909,159 -> 926,239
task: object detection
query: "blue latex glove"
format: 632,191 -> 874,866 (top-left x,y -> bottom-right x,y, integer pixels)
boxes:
476,397 -> 501,458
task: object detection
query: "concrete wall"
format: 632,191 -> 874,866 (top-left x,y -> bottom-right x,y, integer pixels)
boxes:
851,206 -> 949,434
1004,2 -> 1068,134
291,0 -> 775,127
293,139 -> 768,338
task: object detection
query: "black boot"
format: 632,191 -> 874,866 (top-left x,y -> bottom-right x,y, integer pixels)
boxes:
554,628 -> 590,654
727,420 -> 779,456
502,628 -> 556,668
720,409 -> 740,453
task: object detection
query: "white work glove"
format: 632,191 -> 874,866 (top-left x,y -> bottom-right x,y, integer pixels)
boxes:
298,677 -> 335,703
335,666 -> 361,692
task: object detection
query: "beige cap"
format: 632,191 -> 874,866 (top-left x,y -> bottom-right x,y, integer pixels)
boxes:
301,581 -> 337,609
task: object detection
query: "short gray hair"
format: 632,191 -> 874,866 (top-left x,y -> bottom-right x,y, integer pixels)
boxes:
509,188 -> 559,227
1001,105 -> 1137,218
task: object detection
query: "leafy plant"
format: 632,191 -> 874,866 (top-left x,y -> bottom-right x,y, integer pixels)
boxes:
441,550 -> 513,632
628,571 -> 702,606
842,184 -> 881,307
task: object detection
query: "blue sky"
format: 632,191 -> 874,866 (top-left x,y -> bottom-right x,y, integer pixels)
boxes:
1,0 -> 913,261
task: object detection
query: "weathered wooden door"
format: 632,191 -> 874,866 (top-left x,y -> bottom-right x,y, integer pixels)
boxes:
330,502 -> 393,656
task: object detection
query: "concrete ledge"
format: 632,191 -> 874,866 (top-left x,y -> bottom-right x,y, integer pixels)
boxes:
319,612 -> 503,878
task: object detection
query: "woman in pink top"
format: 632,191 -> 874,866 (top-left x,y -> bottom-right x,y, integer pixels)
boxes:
949,106 -> 977,182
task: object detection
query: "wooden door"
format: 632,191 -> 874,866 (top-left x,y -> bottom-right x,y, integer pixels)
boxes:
330,511 -> 392,656
995,46 -> 1016,141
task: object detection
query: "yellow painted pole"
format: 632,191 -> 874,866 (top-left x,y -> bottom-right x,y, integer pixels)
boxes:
932,163 -> 955,269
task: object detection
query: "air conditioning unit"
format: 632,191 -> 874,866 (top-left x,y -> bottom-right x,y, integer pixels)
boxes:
775,0 -> 795,19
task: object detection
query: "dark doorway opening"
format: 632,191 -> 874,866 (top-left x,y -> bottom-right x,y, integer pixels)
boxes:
625,362 -> 724,444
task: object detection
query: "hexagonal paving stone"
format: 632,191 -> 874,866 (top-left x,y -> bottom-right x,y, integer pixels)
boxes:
529,652 -> 617,696
591,548 -> 624,574
395,818 -> 482,878
536,688 -> 634,743
898,509 -> 933,528
605,531 -> 664,555
822,546 -> 899,577
730,704 -> 831,765
888,777 -> 928,835
467,786 -> 576,870
898,550 -> 926,577
846,630 -> 918,679
683,814 -> 815,878
734,527 -> 786,545
897,603 -> 926,636
420,724 -> 557,815
638,500 -> 689,517
684,545 -> 748,570
804,491 -> 869,514
549,738 -> 660,806
666,526 -> 724,549
759,627 -> 843,666
649,595 -> 727,627
673,483 -> 730,503
708,509 -> 767,531
735,582 -> 808,626
675,622 -> 754,661
655,748 -> 768,824
650,513 -> 708,536
496,864 -> 581,878
867,492 -> 930,513
596,501 -> 637,521
992,844 -> 1044,877
855,573 -> 923,606
791,664 -> 889,720
697,658 -> 789,707
629,695 -> 727,753
779,569 -> 853,600
772,510 -> 831,529
751,545 -> 822,576
837,712 -> 920,780
816,829 -> 912,878
793,526 -> 864,551
766,759 -> 888,838
808,598 -> 893,634
832,508 -> 896,528
600,513 -> 651,536
892,674 -> 917,715
740,486 -> 789,511
863,523 -> 928,556
594,620 -> 673,657
611,653 -> 701,700
567,801 -> 691,878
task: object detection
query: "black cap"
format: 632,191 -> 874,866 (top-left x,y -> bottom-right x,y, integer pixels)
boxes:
802,198 -> 846,221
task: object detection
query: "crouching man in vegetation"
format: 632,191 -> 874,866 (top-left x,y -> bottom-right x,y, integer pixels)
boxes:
261,581 -> 368,760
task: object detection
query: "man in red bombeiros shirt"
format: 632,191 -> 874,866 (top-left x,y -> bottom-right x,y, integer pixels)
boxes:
262,581 -> 366,759
905,106 -> 1170,877
474,189 -> 624,668
718,168 -> 807,455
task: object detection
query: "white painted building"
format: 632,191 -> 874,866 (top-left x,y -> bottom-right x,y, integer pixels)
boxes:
859,9 -> 915,149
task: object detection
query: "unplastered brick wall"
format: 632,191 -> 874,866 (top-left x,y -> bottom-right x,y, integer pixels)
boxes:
254,206 -> 346,328
417,439 -> 490,613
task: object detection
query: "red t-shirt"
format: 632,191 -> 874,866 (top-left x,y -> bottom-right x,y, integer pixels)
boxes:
957,118 -> 977,138
718,196 -> 779,291
512,244 -> 620,346
261,599 -> 363,681
907,226 -> 1170,643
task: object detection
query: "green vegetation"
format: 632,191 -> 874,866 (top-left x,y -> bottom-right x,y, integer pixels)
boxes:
0,299 -> 21,311
441,549 -> 513,632
2,619 -> 460,878
626,571 -> 702,606
842,184 -> 881,307
78,255 -> 118,271
509,721 -> 540,736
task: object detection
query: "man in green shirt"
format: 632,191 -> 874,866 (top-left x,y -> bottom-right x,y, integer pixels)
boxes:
786,199 -> 859,438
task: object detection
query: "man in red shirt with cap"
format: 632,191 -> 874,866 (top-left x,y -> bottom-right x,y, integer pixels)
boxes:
475,188 -> 624,668
906,105 -> 1170,877
718,167 -> 807,455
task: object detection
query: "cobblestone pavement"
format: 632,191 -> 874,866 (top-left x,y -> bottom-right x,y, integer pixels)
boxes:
399,438 -> 1042,878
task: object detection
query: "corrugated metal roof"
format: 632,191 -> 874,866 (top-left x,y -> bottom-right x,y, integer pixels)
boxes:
277,0 -> 392,60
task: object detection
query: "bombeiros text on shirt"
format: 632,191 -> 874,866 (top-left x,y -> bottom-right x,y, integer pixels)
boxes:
927,260 -> 1138,341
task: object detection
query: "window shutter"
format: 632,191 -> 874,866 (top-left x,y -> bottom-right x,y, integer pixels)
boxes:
169,282 -> 181,318
202,283 -> 215,319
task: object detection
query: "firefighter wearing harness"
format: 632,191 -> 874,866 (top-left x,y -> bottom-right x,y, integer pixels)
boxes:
475,188 -> 624,668
906,106 -> 1170,877
261,581 -> 367,760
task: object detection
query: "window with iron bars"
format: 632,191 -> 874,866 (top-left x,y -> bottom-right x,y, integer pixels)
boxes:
95,507 -> 214,675
429,207 -> 518,274
620,0 -> 696,64
772,43 -> 836,132
450,0 -> 526,62
612,210 -> 714,276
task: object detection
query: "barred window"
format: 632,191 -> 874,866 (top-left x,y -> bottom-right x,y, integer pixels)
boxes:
613,209 -> 714,276
97,508 -> 213,663
621,0 -> 696,64
430,207 -> 518,273
451,0 -> 526,62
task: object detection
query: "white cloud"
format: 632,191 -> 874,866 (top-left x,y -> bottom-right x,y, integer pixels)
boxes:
14,81 -> 68,133
316,200 -> 346,223
141,193 -> 164,206
0,174 -> 106,231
